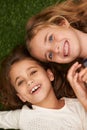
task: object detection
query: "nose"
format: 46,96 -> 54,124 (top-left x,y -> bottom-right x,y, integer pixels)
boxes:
52,44 -> 59,53
27,80 -> 34,86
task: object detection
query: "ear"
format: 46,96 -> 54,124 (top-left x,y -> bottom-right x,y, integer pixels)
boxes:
17,93 -> 26,102
58,17 -> 70,28
47,69 -> 54,81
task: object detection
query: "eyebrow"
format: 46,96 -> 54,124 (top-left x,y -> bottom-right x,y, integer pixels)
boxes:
44,34 -> 47,43
44,32 -> 49,61
15,66 -> 37,85
15,76 -> 20,85
43,51 -> 49,63
44,32 -> 49,43
45,53 -> 48,61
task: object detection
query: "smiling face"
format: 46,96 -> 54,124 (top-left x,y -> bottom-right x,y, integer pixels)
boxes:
28,24 -> 81,64
9,58 -> 54,106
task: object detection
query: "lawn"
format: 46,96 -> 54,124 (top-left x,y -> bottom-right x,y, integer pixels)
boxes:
0,0 -> 64,61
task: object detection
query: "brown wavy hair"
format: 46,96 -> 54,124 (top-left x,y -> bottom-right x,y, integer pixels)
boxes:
0,45 -> 32,110
0,44 -> 76,110
26,0 -> 87,67
26,0 -> 87,45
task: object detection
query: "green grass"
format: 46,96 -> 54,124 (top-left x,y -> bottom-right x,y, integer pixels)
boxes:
0,0 -> 64,129
0,0 -> 64,61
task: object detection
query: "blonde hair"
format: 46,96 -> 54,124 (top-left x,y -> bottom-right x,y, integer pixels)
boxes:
26,0 -> 87,48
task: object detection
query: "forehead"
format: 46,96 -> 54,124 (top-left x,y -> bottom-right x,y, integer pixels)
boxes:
9,59 -> 43,80
29,27 -> 52,61
9,59 -> 42,86
30,25 -> 57,45
35,26 -> 55,36
29,43 -> 47,62
10,59 -> 40,71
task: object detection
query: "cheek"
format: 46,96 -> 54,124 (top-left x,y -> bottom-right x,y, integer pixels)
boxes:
18,87 -> 26,94
42,76 -> 51,84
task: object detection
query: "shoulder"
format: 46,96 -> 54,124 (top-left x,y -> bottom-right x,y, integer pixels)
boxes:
64,97 -> 85,111
21,105 -> 32,112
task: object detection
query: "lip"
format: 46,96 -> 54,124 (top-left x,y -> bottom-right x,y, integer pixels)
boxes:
63,40 -> 70,57
29,84 -> 41,94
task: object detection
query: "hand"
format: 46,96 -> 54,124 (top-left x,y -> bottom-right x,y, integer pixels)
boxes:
78,66 -> 87,85
67,62 -> 87,110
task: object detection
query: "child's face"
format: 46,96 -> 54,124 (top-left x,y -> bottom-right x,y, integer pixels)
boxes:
9,59 -> 54,106
28,25 -> 81,64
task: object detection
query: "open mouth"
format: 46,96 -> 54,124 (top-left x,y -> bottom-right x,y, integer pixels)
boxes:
30,84 -> 41,94
63,40 -> 69,57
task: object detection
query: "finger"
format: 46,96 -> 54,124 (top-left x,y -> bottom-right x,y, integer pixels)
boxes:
82,75 -> 87,83
70,73 -> 82,93
78,68 -> 87,81
70,72 -> 79,89
72,73 -> 86,94
67,62 -> 78,77
67,62 -> 81,80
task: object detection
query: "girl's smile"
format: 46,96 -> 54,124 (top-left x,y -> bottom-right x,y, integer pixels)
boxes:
63,40 -> 70,57
29,25 -> 81,63
9,58 -> 55,107
29,84 -> 41,94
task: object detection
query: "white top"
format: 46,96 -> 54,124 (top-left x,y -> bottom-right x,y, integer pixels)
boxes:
0,98 -> 87,130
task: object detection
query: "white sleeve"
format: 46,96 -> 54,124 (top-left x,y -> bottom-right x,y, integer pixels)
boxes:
82,108 -> 87,129
0,109 -> 20,129
75,100 -> 87,129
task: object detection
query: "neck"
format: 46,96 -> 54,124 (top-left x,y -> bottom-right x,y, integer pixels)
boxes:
35,89 -> 64,109
74,28 -> 87,59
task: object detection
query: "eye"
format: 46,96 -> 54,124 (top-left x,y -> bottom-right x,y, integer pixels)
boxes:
17,80 -> 25,86
49,34 -> 53,42
48,52 -> 53,60
30,70 -> 37,75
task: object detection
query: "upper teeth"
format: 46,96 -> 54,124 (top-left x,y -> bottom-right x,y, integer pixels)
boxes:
31,85 -> 40,94
64,41 -> 69,56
